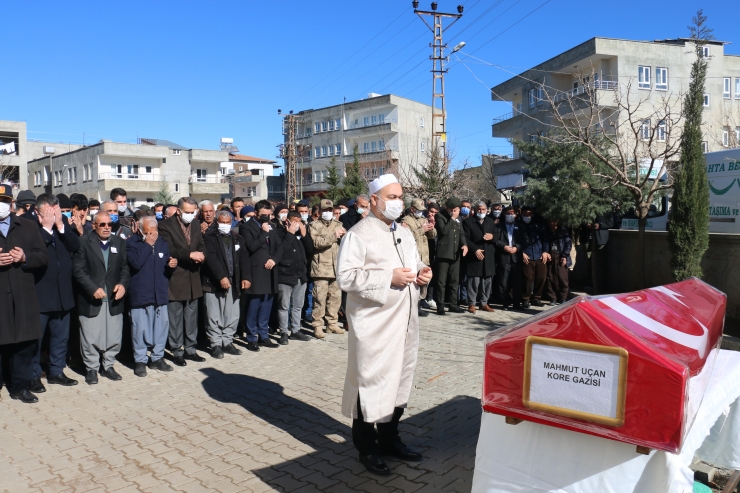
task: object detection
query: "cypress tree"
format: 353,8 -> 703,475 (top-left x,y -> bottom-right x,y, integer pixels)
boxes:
668,11 -> 712,280
342,144 -> 368,198
325,157 -> 344,203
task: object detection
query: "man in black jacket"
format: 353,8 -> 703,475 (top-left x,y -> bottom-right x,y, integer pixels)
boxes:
0,185 -> 49,403
340,194 -> 370,231
31,194 -> 81,392
462,201 -> 496,314
276,211 -> 312,345
494,207 -> 528,310
203,211 -> 251,358
432,197 -> 468,315
72,212 -> 131,385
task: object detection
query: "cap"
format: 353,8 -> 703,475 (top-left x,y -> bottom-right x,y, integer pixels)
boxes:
298,199 -> 309,206
368,174 -> 399,195
243,205 -> 255,213
0,184 -> 12,200
320,199 -> 333,209
338,198 -> 349,207
16,190 -> 36,206
138,204 -> 151,211
275,203 -> 289,214
348,199 -> 356,207
57,193 -> 73,209
410,198 -> 426,211
445,196 -> 462,209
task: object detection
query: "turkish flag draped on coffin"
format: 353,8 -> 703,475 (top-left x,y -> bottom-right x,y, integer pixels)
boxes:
482,277 -> 726,453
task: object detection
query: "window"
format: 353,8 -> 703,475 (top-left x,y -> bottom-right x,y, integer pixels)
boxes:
145,166 -> 152,174
175,183 -> 180,192
195,169 -> 207,182
723,129 -> 730,147
701,141 -> 708,153
336,118 -> 341,130
72,167 -> 77,183
736,127 -> 740,144
379,166 -> 385,175
315,171 -> 322,183
335,144 -> 341,155
172,149 -> 181,155
321,146 -> 327,157
371,115 -> 377,125
703,94 -> 710,107
420,117 -> 425,128
321,121 -> 327,132
365,168 -> 371,178
736,78 -> 740,99
363,142 -> 369,153
638,66 -> 651,89
528,88 -> 535,109
327,145 -> 333,156
322,170 -> 328,182
379,114 -> 385,123
530,134 -> 538,144
537,84 -> 544,106
315,147 -> 320,158
723,77 -> 731,99
657,121 -> 666,142
641,119 -> 651,141
420,142 -> 426,153
379,140 -> 385,151
329,120 -> 335,131
363,116 -> 369,127
370,141 -> 376,152
572,81 -> 579,92
702,46 -> 710,58
656,67 -> 668,91
371,167 -> 378,178
315,123 -> 320,133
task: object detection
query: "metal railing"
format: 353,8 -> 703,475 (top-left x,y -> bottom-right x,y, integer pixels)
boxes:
98,172 -> 166,181
347,117 -> 397,130
189,175 -> 224,184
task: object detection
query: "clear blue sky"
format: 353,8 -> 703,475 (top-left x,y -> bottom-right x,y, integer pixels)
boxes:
2,1 -> 736,170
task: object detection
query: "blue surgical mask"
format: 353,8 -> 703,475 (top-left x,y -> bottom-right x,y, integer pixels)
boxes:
461,207 -> 470,216
356,207 -> 365,215
155,212 -> 163,220
62,211 -> 72,218
109,213 -> 119,223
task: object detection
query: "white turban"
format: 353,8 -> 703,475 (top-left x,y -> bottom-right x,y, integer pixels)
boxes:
368,174 -> 399,195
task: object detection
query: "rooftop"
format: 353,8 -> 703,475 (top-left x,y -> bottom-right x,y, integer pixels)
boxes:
229,153 -> 277,164
139,138 -> 189,150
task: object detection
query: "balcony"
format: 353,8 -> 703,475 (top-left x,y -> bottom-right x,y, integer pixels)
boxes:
98,172 -> 167,191
189,175 -> 230,195
344,118 -> 399,135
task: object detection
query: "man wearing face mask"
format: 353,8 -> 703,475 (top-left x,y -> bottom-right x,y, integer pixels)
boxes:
0,185 -> 50,403
460,200 -> 472,220
272,204 -> 289,229
88,199 -> 100,218
158,197 -> 207,366
494,206 -> 528,310
308,199 -> 346,339
462,201 -> 497,314
337,174 -> 432,476
520,206 -> 550,309
153,203 -> 165,221
100,200 -> 133,240
340,194 -> 370,231
490,203 -> 504,225
432,197 -> 468,315
111,188 -> 135,219
401,199 -> 436,317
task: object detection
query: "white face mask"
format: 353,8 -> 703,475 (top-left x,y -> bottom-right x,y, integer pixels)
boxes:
492,210 -> 502,218
378,197 -> 404,221
218,223 -> 232,235
356,207 -> 366,215
117,204 -> 127,213
244,216 -> 251,222
340,208 -> 347,215
477,213 -> 486,219
0,201 -> 10,220
505,214 -> 516,224
321,211 -> 334,221
300,213 -> 309,222
522,216 -> 532,224
278,213 -> 287,221
180,212 -> 196,224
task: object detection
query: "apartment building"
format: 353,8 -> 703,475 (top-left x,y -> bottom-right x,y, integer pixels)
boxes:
284,94 -> 438,197
27,138 -> 230,207
225,153 -> 282,203
489,37 -> 740,188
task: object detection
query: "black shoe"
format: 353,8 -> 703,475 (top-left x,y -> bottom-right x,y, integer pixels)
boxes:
447,305 -> 464,314
29,377 -> 47,394
418,310 -> 429,317
10,389 -> 38,404
532,299 -> 545,307
184,353 -> 206,363
246,341 -> 260,352
358,451 -> 391,476
259,338 -> 278,349
278,333 -> 289,345
85,370 -> 99,385
172,356 -> 187,367
522,301 -> 531,309
134,363 -> 147,377
290,331 -> 311,342
101,367 -> 122,381
513,303 -> 523,310
223,343 -> 242,356
381,441 -> 424,462
211,346 -> 224,359
148,358 -> 173,372
502,304 -> 510,311
47,372 -> 78,386
436,307 -> 446,315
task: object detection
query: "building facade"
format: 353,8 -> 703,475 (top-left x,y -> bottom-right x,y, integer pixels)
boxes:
489,37 -> 740,187
283,94 -> 438,197
222,153 -> 281,204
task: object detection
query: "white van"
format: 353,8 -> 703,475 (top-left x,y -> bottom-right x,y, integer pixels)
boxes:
620,148 -> 740,234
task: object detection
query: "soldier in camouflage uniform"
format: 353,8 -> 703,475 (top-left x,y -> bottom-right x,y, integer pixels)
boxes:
402,198 -> 436,317
308,199 -> 347,338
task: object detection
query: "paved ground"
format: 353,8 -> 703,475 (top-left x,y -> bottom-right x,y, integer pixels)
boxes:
0,304 -> 548,493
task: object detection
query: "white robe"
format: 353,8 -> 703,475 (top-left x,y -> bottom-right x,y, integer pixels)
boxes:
337,213 -> 426,423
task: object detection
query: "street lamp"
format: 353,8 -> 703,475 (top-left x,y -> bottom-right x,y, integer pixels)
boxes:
412,0 -> 419,8
451,41 -> 466,54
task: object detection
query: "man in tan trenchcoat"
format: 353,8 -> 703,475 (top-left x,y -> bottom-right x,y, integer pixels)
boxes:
308,199 -> 346,339
337,175 -> 432,476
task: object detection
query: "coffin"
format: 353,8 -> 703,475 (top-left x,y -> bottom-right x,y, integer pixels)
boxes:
482,278 -> 726,453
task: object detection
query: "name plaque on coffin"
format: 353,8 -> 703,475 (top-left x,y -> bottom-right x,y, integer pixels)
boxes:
523,337 -> 628,427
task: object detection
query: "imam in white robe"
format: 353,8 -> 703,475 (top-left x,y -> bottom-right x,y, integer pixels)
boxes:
337,213 -> 427,423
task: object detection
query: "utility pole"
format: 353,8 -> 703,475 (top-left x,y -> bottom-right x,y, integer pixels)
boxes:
278,110 -> 302,202
413,1 -> 463,162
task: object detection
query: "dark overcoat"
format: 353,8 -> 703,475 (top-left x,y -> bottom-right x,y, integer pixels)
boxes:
493,222 -> 528,266
202,228 -> 251,295
0,214 -> 49,345
158,215 -> 206,301
434,209 -> 467,261
72,232 -> 130,318
34,216 -> 80,313
238,218 -> 283,295
462,215 -> 496,278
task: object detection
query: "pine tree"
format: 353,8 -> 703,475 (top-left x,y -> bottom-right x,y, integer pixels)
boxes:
155,181 -> 177,204
342,144 -> 367,198
325,157 -> 344,203
668,10 -> 712,280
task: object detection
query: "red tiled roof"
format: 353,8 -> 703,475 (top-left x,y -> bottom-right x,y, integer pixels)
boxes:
229,153 -> 277,164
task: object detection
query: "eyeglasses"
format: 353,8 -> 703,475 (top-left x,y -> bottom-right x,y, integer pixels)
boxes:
95,222 -> 113,228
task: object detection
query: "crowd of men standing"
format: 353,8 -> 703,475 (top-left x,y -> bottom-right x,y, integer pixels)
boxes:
0,180 -> 575,405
